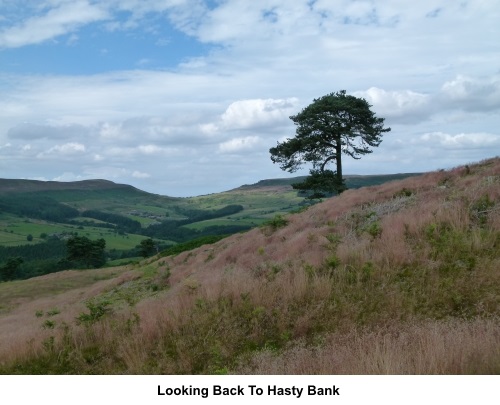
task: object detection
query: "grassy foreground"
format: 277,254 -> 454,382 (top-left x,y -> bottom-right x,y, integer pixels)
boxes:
0,158 -> 498,374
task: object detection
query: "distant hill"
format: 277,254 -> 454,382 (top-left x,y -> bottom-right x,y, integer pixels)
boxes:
237,172 -> 421,190
0,178 -> 144,195
1,173 -> 421,196
0,171 -> 423,280
1,157 -> 498,374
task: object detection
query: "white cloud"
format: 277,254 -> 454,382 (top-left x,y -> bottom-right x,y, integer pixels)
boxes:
38,142 -> 86,158
0,1 -> 109,48
136,58 -> 152,67
99,122 -> 123,139
137,144 -> 178,155
218,136 -> 261,153
440,75 -> 500,112
1,1 -> 500,195
221,98 -> 298,130
420,132 -> 500,150
8,123 -> 89,140
132,170 -> 151,179
356,87 -> 431,124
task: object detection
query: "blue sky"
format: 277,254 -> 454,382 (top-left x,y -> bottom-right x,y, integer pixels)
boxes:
1,0 -> 499,196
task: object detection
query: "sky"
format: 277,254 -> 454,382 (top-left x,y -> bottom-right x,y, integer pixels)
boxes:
0,0 -> 499,197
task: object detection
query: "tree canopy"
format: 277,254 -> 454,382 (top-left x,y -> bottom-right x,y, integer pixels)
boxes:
270,90 -> 390,197
139,238 -> 157,258
0,257 -> 24,281
66,236 -> 106,268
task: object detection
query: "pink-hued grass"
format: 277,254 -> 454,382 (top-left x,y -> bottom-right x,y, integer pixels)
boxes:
234,318 -> 500,374
1,157 -> 499,374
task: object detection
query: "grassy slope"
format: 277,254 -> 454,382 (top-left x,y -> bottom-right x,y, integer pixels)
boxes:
0,161 -> 498,374
0,173 -> 420,249
0,217 -> 147,250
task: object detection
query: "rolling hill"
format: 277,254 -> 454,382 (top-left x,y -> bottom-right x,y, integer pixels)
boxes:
0,157 -> 498,374
0,172 -> 420,273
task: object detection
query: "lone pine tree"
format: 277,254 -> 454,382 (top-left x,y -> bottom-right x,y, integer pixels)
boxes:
270,90 -> 390,197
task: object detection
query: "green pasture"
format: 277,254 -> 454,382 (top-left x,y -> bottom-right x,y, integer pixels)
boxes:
0,229 -> 33,246
0,218 -> 147,250
182,217 -> 259,230
71,217 -> 109,225
40,188 -> 182,217
189,188 -> 304,214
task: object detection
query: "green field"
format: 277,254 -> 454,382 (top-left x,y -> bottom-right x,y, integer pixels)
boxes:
0,173 -> 419,256
0,217 -> 147,250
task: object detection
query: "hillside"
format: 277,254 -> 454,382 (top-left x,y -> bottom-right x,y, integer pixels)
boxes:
0,172 -> 420,281
236,172 -> 420,190
0,158 -> 498,374
0,179 -> 143,195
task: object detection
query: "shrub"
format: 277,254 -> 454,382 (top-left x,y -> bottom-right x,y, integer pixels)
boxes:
470,194 -> 495,226
261,214 -> 288,231
76,300 -> 112,326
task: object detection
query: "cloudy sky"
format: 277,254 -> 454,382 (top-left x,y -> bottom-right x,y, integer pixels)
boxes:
1,0 -> 499,196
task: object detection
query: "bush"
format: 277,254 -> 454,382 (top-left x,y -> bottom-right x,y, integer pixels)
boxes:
261,214 -> 288,231
76,300 -> 112,326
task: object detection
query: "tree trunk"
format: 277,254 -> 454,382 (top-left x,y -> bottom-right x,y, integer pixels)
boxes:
335,142 -> 345,193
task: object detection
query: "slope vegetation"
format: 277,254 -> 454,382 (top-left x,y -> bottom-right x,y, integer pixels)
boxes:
0,158 -> 498,374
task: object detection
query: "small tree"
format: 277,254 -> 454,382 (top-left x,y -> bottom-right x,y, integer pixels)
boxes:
139,238 -> 157,258
270,90 -> 390,197
0,257 -> 24,281
66,236 -> 106,268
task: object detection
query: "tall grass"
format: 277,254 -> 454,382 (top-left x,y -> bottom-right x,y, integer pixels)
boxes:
1,158 -> 499,374
234,318 -> 500,374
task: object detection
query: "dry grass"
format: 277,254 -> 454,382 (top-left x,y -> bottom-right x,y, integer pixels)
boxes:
0,266 -> 137,363
234,318 -> 500,374
0,157 -> 499,374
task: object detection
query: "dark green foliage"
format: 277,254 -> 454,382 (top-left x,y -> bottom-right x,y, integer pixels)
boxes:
393,188 -> 414,198
200,224 -> 250,236
0,238 -> 66,263
470,195 -> 495,226
365,221 -> 382,239
160,235 -> 227,257
66,236 -> 106,268
0,257 -> 23,281
81,210 -> 142,233
172,204 -> 244,223
144,205 -> 244,242
261,214 -> 288,231
0,194 -> 78,222
76,300 -> 112,325
0,239 -> 69,280
139,238 -> 157,258
424,222 -> 482,273
292,169 -> 344,199
42,320 -> 56,330
270,90 -> 390,196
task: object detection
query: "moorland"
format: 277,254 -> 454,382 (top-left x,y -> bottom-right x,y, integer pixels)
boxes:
0,159 -> 498,374
0,172 -> 416,280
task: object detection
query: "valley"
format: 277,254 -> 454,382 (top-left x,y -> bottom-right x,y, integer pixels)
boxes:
0,158 -> 498,374
0,172 -> 418,279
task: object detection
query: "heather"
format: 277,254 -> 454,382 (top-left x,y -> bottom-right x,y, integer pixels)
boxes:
0,158 -> 498,374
